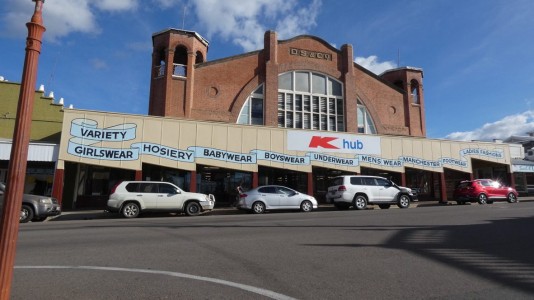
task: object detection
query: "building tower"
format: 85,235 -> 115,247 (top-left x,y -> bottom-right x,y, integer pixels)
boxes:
381,67 -> 426,136
148,29 -> 209,118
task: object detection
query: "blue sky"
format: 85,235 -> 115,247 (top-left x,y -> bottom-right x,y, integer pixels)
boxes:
1,0 -> 533,141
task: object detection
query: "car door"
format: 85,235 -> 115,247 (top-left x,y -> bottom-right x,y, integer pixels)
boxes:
362,177 -> 381,202
277,186 -> 296,208
376,178 -> 399,202
257,186 -> 279,208
138,183 -> 159,209
156,183 -> 184,209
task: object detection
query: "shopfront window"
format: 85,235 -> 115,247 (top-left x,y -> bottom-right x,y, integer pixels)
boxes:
196,165 -> 252,205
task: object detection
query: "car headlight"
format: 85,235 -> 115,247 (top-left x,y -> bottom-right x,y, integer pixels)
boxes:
39,198 -> 53,204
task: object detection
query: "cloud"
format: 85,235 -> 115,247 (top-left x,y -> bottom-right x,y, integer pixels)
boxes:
90,58 -> 108,70
192,0 -> 321,51
1,0 -> 138,42
355,55 -> 397,75
444,110 -> 534,141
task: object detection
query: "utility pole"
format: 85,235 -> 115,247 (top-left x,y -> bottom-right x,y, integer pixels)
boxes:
0,1 -> 46,299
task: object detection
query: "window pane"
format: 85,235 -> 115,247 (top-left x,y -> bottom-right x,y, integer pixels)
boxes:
295,112 -> 302,128
278,93 -> 285,110
329,78 -> 342,96
237,99 -> 250,124
254,85 -> 264,95
312,96 -> 319,113
303,113 -> 310,129
279,72 -> 292,90
295,94 -> 302,111
337,118 -> 344,132
328,98 -> 335,114
312,114 -> 319,130
286,111 -> 293,128
357,106 -> 365,127
251,98 -> 263,125
320,115 -> 327,130
329,116 -> 336,131
286,94 -> 293,110
295,72 -> 309,92
336,98 -> 343,115
278,112 -> 285,127
303,95 -> 310,112
312,73 -> 326,95
320,97 -> 327,113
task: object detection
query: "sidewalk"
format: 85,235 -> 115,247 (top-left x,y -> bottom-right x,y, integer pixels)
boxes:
48,196 -> 534,222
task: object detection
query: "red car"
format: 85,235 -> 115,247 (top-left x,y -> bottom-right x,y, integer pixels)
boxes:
453,179 -> 519,205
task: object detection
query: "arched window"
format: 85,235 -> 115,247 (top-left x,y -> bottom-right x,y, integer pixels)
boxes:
173,45 -> 188,77
237,85 -> 264,125
277,71 -> 344,131
195,51 -> 204,64
154,48 -> 166,77
357,100 -> 377,134
410,79 -> 419,104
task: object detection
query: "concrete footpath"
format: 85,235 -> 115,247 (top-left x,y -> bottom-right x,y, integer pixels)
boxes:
47,196 -> 534,222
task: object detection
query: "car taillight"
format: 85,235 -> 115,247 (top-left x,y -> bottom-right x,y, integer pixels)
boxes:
110,182 -> 122,194
338,186 -> 347,192
240,193 -> 247,198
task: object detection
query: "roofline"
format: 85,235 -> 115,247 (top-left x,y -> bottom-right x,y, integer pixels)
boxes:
152,28 -> 209,48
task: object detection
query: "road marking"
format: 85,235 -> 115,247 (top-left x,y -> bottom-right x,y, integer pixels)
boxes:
15,265 -> 297,300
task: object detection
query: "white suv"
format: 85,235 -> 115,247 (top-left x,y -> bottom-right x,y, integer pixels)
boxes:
326,175 -> 417,210
107,181 -> 215,218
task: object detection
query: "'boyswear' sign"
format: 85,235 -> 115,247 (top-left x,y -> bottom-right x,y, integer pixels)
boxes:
287,130 -> 381,155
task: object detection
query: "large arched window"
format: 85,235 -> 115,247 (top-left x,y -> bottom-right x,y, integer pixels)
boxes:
277,71 -> 344,131
357,100 -> 377,134
237,85 -> 264,125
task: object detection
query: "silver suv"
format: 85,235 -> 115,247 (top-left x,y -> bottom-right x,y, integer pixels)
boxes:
0,182 -> 61,223
107,181 -> 215,218
326,175 -> 417,210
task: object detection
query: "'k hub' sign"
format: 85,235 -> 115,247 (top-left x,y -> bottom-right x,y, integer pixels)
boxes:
287,131 -> 381,154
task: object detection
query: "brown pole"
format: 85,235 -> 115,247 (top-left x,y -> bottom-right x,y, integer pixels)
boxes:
0,1 -> 45,299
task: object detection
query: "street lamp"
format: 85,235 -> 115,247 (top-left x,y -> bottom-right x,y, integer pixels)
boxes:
0,1 -> 46,299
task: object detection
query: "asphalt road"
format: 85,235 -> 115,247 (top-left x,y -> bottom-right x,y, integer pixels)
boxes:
10,201 -> 534,299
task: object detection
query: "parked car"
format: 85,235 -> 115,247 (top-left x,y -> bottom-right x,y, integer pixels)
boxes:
0,182 -> 61,223
107,181 -> 215,218
236,185 -> 318,214
326,175 -> 417,210
453,179 -> 518,205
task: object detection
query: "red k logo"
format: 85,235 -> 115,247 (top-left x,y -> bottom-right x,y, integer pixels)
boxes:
308,136 -> 339,149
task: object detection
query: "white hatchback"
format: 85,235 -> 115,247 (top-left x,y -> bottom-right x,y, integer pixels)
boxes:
107,181 -> 215,218
236,185 -> 318,214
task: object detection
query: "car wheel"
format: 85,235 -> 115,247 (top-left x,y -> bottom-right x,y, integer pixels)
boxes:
353,195 -> 367,210
20,205 -> 34,223
121,202 -> 140,218
185,201 -> 201,216
300,200 -> 313,212
252,201 -> 266,214
477,194 -> 488,205
456,200 -> 464,205
397,195 -> 410,209
507,193 -> 518,203
378,204 -> 391,209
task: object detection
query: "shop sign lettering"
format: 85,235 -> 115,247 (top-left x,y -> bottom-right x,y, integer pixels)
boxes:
65,119 -> 509,171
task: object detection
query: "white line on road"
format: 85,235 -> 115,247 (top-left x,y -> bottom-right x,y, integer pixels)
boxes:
15,265 -> 298,300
